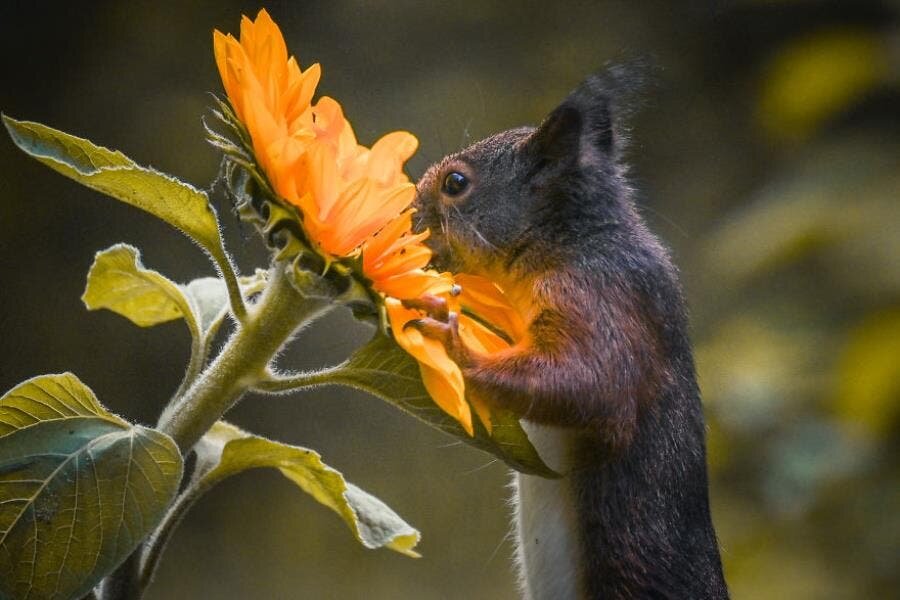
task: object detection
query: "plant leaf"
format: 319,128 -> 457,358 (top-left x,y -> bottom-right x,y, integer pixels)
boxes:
330,333 -> 558,478
193,422 -> 419,557
2,115 -> 226,262
0,373 -> 183,600
83,246 -> 269,345
82,244 -> 198,334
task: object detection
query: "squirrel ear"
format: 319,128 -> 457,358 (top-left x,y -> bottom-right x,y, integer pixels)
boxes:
568,75 -> 616,155
527,103 -> 583,164
571,61 -> 653,158
527,64 -> 646,170
526,76 -> 619,170
567,75 -> 616,155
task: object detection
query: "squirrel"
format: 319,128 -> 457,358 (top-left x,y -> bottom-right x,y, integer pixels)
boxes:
406,69 -> 729,599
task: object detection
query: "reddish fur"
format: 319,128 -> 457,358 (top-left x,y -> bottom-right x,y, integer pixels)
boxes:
464,267 -> 670,455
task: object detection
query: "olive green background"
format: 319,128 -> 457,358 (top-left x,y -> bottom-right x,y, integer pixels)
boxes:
1,1 -> 897,598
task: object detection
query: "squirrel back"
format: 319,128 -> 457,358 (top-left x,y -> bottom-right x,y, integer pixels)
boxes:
414,69 -> 728,599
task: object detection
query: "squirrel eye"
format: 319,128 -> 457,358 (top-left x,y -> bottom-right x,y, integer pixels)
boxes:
441,171 -> 469,197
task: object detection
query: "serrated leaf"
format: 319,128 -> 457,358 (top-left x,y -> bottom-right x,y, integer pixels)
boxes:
0,373 -> 183,600
3,115 -> 226,261
194,422 -> 419,557
82,244 -> 197,333
330,333 -> 558,478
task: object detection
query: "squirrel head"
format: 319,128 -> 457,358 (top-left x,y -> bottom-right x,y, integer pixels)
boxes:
413,67 -> 642,276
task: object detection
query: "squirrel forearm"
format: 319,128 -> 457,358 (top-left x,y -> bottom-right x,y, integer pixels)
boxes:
463,286 -> 669,452
465,346 -> 639,451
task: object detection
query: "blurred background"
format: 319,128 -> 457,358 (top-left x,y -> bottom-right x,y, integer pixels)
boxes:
1,1 -> 898,598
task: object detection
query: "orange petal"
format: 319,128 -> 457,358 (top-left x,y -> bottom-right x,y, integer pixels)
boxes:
374,269 -> 452,300
213,31 -> 232,97
385,299 -> 472,435
366,238 -> 432,280
304,141 -> 343,220
331,184 -> 416,253
361,210 -> 419,264
285,61 -> 321,123
420,364 -> 473,436
368,131 -> 419,184
459,314 -> 511,355
456,273 -> 528,342
312,96 -> 346,143
371,244 -> 433,280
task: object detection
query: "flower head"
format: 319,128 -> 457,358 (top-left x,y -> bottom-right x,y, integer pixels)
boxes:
214,9 -> 419,264
214,10 -> 527,437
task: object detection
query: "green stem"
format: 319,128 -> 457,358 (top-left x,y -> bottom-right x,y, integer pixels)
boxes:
139,366 -> 345,589
138,477 -> 214,591
252,365 -> 344,394
158,261 -> 329,454
103,262 -> 330,600
170,332 -> 205,404
210,246 -> 248,323
99,553 -> 141,600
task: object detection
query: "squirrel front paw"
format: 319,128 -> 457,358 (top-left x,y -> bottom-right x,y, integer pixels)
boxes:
402,296 -> 473,368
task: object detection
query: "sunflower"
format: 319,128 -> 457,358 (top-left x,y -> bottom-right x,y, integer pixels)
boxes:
214,9 -> 419,263
214,9 -> 527,436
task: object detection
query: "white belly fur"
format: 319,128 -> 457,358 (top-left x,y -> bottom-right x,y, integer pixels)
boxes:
513,423 -> 581,600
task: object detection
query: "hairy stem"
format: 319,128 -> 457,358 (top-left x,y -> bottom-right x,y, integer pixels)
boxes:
252,365 -> 344,394
103,261 -> 330,600
170,332 -> 205,404
137,475 -> 214,591
210,246 -> 248,322
98,553 -> 141,600
158,261 -> 328,453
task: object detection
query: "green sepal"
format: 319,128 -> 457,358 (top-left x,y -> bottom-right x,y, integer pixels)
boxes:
208,94 -> 255,166
0,373 -> 183,600
192,422 -> 420,557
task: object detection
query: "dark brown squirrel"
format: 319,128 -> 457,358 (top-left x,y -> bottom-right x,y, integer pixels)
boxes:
407,69 -> 729,599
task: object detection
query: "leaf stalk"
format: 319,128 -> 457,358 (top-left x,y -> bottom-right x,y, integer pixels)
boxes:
103,260 -> 330,600
158,260 -> 328,454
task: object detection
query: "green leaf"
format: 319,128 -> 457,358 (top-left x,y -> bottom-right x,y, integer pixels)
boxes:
2,115 -> 226,262
83,245 -> 269,344
0,373 -> 183,600
82,244 -> 197,332
194,422 -> 419,557
331,333 -> 558,478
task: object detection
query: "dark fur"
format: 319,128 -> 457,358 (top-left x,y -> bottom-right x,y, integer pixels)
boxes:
414,71 -> 728,598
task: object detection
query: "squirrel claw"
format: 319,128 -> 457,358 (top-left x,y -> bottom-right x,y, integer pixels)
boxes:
404,314 -> 453,344
404,312 -> 470,366
401,294 -> 449,322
